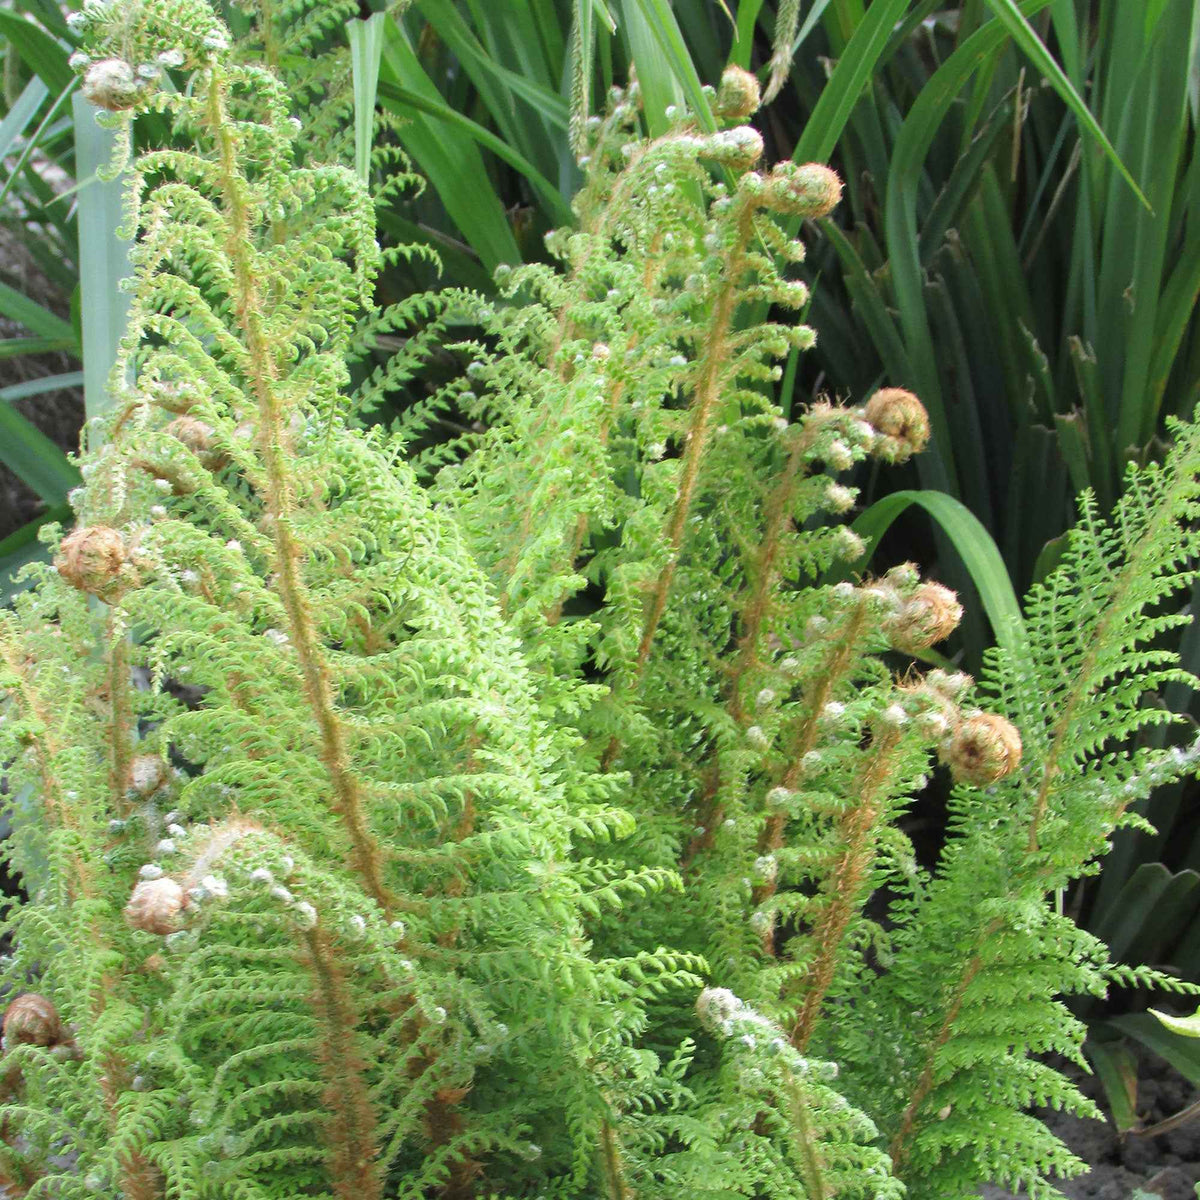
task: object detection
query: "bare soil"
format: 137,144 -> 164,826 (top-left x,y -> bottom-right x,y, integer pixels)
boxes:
981,1048 -> 1200,1200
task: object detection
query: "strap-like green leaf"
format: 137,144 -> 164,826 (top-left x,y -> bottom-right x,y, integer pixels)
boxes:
379,19 -> 521,273
882,3 -> 1053,499
619,0 -> 684,137
73,92 -> 131,421
1084,1040 -> 1141,1134
0,9 -> 73,92
0,503 -> 70,602
376,81 -> 573,228
0,398 -> 80,504
791,0 -> 909,166
729,0 -> 764,69
0,76 -> 50,164
634,0 -> 716,131
0,336 -> 75,360
0,78 -> 77,213
0,281 -> 74,342
980,0 -> 1150,209
418,1 -> 568,132
0,372 -> 83,401
347,14 -> 386,186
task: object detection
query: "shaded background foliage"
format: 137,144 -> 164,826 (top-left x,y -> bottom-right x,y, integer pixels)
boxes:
2,0 -> 1199,1129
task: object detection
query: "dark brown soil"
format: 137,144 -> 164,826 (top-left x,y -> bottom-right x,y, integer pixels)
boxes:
981,1048 -> 1200,1200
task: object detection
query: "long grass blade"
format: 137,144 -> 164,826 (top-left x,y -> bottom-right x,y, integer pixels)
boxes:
791,0 -> 910,166
0,372 -> 83,401
0,75 -> 49,163
379,19 -> 521,273
0,78 -> 75,212
619,0 -> 683,136
634,0 -> 716,131
980,0 -> 1149,208
417,1 -> 568,130
1102,0 -> 1193,453
1110,1013 -> 1200,1090
0,395 -> 81,504
730,0 -> 764,68
0,336 -> 75,360
820,220 -> 912,385
0,9 -> 72,91
376,81 -> 573,227
1084,1041 -> 1141,1135
882,4 -> 1053,496
0,503 -> 71,601
1189,0 -> 1200,124
73,92 -> 131,422
794,0 -> 838,55
347,14 -> 386,186
0,281 -> 74,343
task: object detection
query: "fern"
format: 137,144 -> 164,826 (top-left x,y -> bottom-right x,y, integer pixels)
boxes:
1,6 -> 687,1195
846,435 -> 1200,1199
2,5 -> 1199,1199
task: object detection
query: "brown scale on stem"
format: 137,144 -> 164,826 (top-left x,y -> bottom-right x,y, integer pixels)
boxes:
631,201 -> 756,680
107,624 -> 134,817
888,953 -> 984,1173
494,111 -> 672,611
504,244 -> 665,627
302,926 -> 385,1200
0,631 -> 96,869
788,726 -> 906,1050
752,570 -> 964,952
421,738 -> 483,1194
727,435 -> 812,726
541,245 -> 666,630
204,67 -> 393,918
598,1119 -> 636,1200
681,399 -> 927,872
888,441 -> 1172,1173
423,1081 -> 482,1200
679,433 -> 820,868
600,201 -> 760,774
687,597 -> 871,886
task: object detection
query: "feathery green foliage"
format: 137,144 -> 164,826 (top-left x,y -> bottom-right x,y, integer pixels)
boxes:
1,3 -> 1199,1197
0,6 -> 688,1194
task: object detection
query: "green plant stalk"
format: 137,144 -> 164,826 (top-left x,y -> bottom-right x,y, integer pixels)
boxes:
683,427 -> 820,867
598,1118 -> 636,1200
888,955 -> 984,1172
0,625 -> 159,1200
302,925 -> 384,1200
746,599 -> 871,906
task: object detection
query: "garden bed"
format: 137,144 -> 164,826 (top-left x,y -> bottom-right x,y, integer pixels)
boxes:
982,1050 -> 1200,1200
